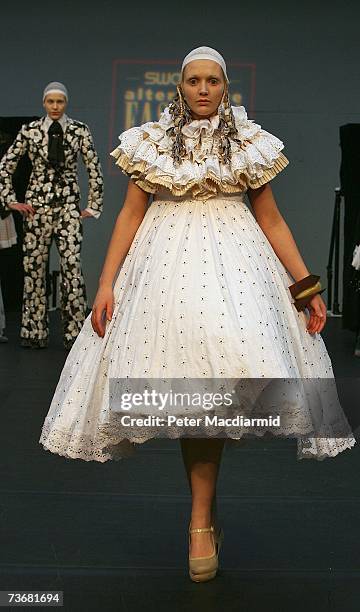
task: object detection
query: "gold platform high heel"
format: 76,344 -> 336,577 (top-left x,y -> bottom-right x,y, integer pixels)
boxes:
188,524 -> 224,583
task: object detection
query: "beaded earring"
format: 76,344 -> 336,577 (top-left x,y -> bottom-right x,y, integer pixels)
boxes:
217,82 -> 241,164
168,84 -> 193,166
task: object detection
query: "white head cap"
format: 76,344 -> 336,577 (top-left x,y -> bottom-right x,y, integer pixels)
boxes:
181,46 -> 229,83
43,81 -> 69,102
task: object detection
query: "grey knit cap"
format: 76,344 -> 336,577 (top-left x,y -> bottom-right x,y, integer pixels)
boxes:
181,46 -> 229,83
43,81 -> 69,101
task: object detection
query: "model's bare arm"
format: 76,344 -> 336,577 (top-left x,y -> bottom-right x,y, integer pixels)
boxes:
91,180 -> 150,337
247,183 -> 311,281
247,183 -> 326,334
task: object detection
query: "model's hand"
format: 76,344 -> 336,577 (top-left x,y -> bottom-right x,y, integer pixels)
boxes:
81,210 -> 93,218
8,202 -> 35,217
306,293 -> 327,334
91,285 -> 114,337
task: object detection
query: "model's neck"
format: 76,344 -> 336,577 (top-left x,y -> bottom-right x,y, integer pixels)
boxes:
190,111 -> 218,121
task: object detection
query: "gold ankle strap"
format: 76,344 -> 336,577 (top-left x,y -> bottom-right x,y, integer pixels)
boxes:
189,526 -> 214,534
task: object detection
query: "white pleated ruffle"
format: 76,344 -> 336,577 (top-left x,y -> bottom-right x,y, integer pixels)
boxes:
110,105 -> 289,198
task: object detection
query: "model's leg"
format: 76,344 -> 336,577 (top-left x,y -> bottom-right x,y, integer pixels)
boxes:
21,207 -> 53,347
53,203 -> 87,348
180,437 -> 225,557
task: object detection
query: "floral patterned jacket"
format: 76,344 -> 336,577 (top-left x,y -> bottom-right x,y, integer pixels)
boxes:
0,116 -> 104,219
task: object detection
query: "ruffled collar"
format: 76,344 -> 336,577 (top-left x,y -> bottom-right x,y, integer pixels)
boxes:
174,113 -> 220,162
111,102 -> 289,199
181,113 -> 220,139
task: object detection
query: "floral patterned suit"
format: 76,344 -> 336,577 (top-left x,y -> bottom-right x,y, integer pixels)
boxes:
0,116 -> 104,347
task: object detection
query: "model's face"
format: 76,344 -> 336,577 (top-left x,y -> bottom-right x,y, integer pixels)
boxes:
43,94 -> 67,120
181,59 -> 225,120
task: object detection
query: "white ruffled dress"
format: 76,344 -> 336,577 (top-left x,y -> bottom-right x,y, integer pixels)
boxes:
39,105 -> 356,462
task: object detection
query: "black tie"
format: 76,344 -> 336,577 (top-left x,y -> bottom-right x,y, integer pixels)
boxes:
48,121 -> 65,167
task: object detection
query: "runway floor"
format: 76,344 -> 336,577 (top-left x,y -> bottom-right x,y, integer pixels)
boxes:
0,311 -> 359,612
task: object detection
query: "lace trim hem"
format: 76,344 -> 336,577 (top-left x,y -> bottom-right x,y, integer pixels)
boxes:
296,436 -> 356,461
39,419 -> 356,463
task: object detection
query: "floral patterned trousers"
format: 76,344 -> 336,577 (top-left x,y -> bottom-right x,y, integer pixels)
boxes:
21,200 -> 87,347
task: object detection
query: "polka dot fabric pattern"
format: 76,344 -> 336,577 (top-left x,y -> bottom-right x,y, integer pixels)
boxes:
39,192 -> 356,462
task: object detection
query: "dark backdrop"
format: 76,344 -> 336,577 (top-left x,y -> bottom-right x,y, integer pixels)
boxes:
1,0 -> 359,304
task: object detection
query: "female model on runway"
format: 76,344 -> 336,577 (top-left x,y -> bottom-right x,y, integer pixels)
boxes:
39,46 -> 356,582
